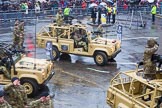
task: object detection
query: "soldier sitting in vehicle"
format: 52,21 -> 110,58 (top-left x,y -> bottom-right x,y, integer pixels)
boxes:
72,28 -> 88,51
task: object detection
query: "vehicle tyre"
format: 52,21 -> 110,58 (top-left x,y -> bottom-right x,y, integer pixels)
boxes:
21,79 -> 39,97
52,46 -> 60,60
94,52 -> 108,66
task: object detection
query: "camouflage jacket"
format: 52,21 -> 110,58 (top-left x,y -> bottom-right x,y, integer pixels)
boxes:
56,13 -> 63,26
3,83 -> 27,108
29,99 -> 54,108
0,101 -> 12,108
143,44 -> 159,63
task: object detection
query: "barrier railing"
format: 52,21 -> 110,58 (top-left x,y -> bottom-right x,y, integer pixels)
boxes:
0,6 -> 161,21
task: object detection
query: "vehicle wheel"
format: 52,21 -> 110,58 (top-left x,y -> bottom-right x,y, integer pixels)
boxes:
52,46 -> 60,60
59,53 -> 71,61
21,79 -> 39,97
94,52 -> 108,66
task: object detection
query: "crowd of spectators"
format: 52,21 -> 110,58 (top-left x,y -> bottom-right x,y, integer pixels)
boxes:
0,0 -> 95,12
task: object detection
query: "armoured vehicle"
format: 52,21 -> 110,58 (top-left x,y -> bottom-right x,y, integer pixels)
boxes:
0,43 -> 55,97
36,23 -> 121,66
106,63 -> 162,108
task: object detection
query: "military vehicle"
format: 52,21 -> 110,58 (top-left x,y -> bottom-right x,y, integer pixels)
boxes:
106,63 -> 162,108
36,23 -> 121,66
0,43 -> 55,97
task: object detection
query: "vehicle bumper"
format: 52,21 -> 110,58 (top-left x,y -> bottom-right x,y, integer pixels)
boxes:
43,71 -> 55,85
110,48 -> 121,59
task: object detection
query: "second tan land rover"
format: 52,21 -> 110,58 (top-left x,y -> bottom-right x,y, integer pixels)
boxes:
36,23 -> 121,66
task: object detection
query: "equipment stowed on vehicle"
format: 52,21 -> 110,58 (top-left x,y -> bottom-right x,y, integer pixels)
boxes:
0,43 -> 55,97
36,23 -> 121,66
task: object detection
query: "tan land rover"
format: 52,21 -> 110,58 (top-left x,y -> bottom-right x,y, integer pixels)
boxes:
0,43 -> 55,97
36,23 -> 121,66
107,64 -> 162,108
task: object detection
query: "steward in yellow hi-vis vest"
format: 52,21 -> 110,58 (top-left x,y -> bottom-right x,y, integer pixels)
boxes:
112,5 -> 116,24
107,5 -> 112,23
151,4 -> 157,23
64,6 -> 71,24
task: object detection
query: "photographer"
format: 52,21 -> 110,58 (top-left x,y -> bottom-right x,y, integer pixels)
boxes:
143,38 -> 159,80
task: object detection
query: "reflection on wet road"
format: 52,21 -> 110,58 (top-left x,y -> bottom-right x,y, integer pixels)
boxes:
0,15 -> 162,108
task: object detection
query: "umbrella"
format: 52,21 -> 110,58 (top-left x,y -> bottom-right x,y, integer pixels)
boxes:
99,2 -> 107,8
89,3 -> 98,8
148,0 -> 154,3
105,0 -> 114,3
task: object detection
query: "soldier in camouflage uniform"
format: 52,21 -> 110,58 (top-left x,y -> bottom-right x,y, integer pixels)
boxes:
0,56 -> 11,79
28,92 -> 54,108
73,29 -> 88,51
0,90 -> 12,108
143,38 -> 159,80
56,8 -> 63,26
96,24 -> 104,37
18,20 -> 25,49
3,77 -> 27,108
13,19 -> 20,49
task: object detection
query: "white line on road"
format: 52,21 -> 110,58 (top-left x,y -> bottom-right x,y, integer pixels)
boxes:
122,37 -> 159,41
86,68 -> 110,73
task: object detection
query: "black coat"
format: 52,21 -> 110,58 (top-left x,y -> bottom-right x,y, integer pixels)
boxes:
91,8 -> 97,18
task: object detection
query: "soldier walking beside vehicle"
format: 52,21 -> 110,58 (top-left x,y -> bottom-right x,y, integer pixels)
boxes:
0,90 -> 12,108
13,19 -> 20,49
3,77 -> 27,108
19,20 -> 25,49
28,92 -> 54,108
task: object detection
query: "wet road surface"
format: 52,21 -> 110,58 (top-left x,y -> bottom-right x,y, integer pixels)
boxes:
0,14 -> 162,108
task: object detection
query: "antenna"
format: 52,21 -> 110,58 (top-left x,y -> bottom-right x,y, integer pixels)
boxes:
34,15 -> 38,69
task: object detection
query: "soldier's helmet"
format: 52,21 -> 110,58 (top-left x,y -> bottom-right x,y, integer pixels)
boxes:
147,38 -> 156,47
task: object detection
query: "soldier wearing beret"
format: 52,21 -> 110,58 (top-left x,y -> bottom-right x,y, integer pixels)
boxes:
28,92 -> 54,108
3,77 -> 27,108
0,90 -> 12,108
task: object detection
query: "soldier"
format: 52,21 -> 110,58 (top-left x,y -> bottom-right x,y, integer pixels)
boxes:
143,38 -> 159,80
13,20 -> 20,49
73,29 -> 88,51
56,8 -> 63,26
0,57 -> 11,79
19,20 -> 25,49
3,77 -> 27,108
96,24 -> 104,37
0,90 -> 12,108
28,92 -> 54,108
18,32 -> 24,50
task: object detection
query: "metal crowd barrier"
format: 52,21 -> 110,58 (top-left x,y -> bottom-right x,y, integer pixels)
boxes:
0,6 -> 161,21
0,8 -> 91,21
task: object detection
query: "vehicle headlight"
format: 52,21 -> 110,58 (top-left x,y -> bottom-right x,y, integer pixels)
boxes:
42,71 -> 46,79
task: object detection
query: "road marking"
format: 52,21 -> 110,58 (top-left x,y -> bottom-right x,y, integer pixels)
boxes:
55,68 -> 105,90
109,62 -> 137,65
86,68 -> 110,73
122,37 -> 159,41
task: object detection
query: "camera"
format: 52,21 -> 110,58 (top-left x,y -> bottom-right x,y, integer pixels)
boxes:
152,54 -> 162,69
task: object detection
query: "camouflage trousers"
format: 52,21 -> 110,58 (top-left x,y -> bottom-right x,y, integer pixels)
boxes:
18,37 -> 24,49
0,66 -> 11,79
144,62 -> 156,80
78,41 -> 88,51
